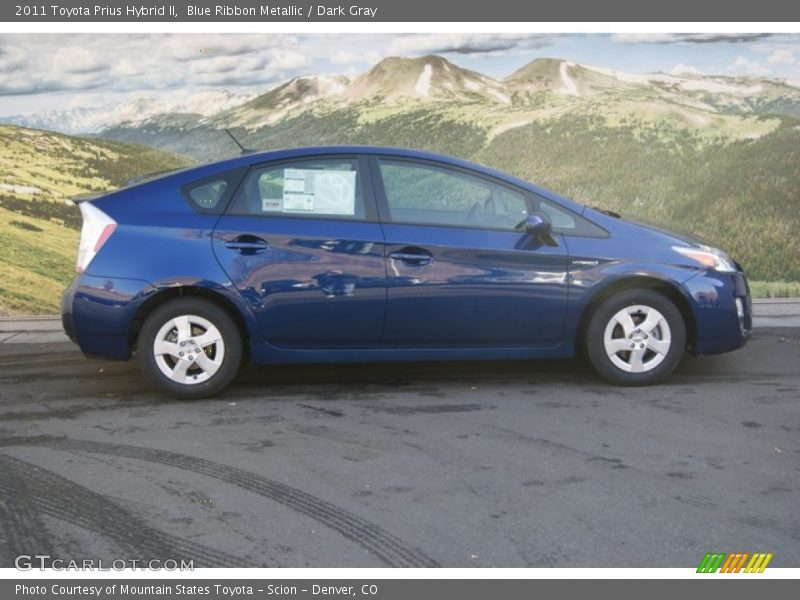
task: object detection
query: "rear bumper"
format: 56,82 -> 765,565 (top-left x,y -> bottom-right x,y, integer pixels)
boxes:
683,268 -> 752,355
61,274 -> 154,360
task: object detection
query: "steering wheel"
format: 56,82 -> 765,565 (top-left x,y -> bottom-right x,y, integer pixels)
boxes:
465,193 -> 496,225
465,200 -> 482,224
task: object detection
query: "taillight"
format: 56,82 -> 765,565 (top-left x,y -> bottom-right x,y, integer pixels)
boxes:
75,202 -> 117,273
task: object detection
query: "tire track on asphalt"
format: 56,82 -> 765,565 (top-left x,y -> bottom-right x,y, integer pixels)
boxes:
0,498 -> 52,567
0,436 -> 440,568
0,453 -> 243,567
0,399 -> 160,423
0,455 -> 53,565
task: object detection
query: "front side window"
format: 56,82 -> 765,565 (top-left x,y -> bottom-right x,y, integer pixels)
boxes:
229,157 -> 366,219
378,159 -> 529,231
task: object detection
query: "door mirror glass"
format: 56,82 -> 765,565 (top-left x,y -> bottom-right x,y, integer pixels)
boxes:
525,212 -> 557,245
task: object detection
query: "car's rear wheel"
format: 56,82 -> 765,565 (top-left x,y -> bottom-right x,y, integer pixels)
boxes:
585,289 -> 686,385
137,298 -> 242,399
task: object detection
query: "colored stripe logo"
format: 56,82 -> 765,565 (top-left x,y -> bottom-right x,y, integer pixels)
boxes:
697,552 -> 773,573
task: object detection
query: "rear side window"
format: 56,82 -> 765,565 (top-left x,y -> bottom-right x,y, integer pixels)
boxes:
181,168 -> 247,214
228,157 -> 368,220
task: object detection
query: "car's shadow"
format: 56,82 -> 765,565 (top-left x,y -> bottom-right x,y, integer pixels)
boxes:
235,357 -> 592,388
232,352 -> 740,389
0,341 -> 750,408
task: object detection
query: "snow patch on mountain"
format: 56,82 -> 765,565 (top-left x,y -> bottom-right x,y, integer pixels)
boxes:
415,64 -> 433,96
583,63 -> 765,95
559,61 -> 580,96
464,79 -> 482,91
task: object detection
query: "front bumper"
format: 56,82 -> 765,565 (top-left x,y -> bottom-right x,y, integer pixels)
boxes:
683,268 -> 752,355
61,274 -> 154,360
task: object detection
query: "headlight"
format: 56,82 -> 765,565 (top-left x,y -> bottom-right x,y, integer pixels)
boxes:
672,245 -> 737,272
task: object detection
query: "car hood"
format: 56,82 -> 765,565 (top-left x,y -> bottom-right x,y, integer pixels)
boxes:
623,217 -> 716,248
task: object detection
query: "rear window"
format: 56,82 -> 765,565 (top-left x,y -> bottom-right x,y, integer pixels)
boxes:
181,168 -> 247,214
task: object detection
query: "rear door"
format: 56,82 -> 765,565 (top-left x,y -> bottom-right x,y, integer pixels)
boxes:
373,156 -> 569,348
213,155 -> 387,348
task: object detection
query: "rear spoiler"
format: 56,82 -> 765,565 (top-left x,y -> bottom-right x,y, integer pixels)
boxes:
125,167 -> 184,187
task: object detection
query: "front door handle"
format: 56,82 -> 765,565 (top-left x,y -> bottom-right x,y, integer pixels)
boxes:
389,247 -> 433,266
225,236 -> 269,254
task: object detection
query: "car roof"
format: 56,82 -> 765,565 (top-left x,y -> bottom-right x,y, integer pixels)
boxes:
197,145 -> 491,171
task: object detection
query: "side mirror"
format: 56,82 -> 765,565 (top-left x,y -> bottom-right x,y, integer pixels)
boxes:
525,212 -> 557,246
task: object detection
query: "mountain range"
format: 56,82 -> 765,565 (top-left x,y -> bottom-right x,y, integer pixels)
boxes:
7,55 -> 800,145
4,89 -> 256,135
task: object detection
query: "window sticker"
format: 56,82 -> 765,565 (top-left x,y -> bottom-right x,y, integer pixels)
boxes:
261,198 -> 282,212
283,193 -> 315,211
282,168 -> 356,215
283,177 -> 307,193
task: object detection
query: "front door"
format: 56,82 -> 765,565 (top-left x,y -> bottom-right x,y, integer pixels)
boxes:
374,157 -> 569,348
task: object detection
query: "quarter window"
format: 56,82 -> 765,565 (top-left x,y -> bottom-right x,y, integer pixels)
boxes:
229,158 -> 366,219
533,195 -> 608,237
188,179 -> 228,209
378,159 -> 529,231
181,167 -> 247,214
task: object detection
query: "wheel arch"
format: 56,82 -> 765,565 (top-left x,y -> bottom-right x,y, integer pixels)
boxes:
575,276 -> 697,353
129,286 -> 252,360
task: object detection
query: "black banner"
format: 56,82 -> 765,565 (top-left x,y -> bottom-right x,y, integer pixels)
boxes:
3,0 -> 800,22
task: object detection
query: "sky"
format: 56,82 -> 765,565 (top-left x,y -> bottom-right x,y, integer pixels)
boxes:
0,32 -> 799,117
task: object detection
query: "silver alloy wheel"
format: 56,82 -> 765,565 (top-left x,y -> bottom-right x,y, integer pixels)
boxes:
153,314 -> 225,385
603,304 -> 672,374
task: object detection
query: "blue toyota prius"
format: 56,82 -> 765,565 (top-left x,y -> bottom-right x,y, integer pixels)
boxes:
61,146 -> 752,398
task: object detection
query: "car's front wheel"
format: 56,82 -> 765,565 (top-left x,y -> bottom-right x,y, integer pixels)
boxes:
137,298 -> 243,399
585,289 -> 686,385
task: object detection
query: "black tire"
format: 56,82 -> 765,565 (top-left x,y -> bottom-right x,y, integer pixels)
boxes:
584,289 -> 686,386
137,297 -> 243,399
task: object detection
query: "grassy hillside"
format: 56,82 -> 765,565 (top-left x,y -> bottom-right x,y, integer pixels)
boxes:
0,207 -> 77,315
477,114 -> 800,281
0,125 -> 191,315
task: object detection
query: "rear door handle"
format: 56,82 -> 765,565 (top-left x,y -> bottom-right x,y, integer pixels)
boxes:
389,247 -> 433,266
225,236 -> 269,254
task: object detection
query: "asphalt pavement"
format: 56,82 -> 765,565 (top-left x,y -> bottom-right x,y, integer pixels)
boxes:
0,321 -> 797,568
